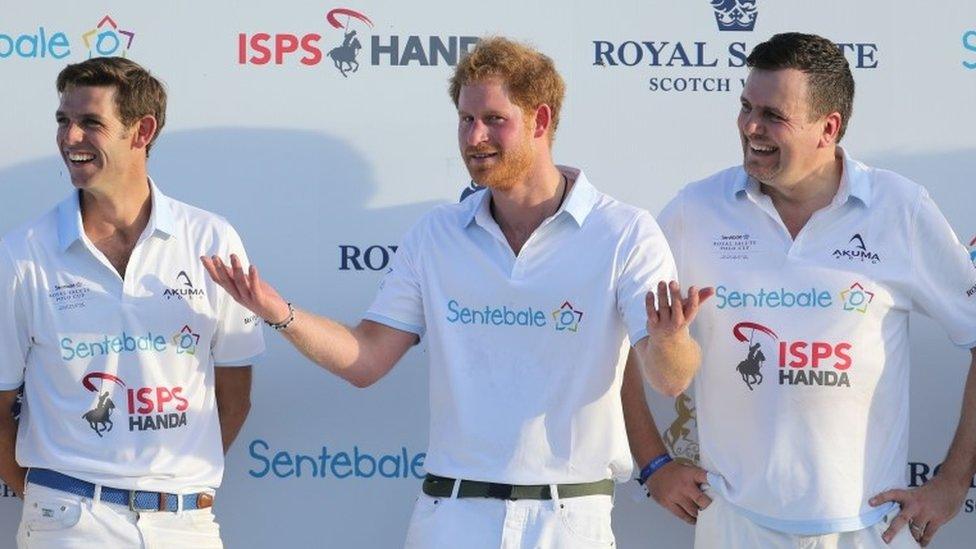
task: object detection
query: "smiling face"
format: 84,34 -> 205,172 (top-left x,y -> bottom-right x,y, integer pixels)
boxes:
457,79 -> 539,191
738,68 -> 836,191
56,85 -> 144,191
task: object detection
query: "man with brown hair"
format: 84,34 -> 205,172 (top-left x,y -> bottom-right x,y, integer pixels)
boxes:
0,56 -> 263,547
202,36 -> 711,547
625,32 -> 976,548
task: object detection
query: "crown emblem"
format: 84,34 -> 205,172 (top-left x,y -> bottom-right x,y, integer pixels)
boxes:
710,0 -> 758,32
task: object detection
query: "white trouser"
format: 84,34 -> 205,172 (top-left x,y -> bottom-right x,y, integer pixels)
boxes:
403,486 -> 616,549
695,489 -> 920,549
16,483 -> 222,548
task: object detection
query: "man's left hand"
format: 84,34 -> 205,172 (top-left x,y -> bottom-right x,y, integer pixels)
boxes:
870,474 -> 969,546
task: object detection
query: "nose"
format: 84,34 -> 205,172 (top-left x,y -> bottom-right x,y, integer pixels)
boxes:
740,111 -> 762,137
464,119 -> 489,148
60,122 -> 84,145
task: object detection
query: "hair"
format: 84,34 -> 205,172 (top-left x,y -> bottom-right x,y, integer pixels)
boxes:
747,32 -> 855,141
449,37 -> 566,139
56,56 -> 167,155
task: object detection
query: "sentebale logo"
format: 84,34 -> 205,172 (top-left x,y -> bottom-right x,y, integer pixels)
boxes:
82,15 -> 134,58
709,0 -> 758,32
840,282 -> 875,313
551,301 -> 584,332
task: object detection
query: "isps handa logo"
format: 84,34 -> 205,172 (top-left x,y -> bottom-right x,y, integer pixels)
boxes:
731,321 -> 853,390
591,1 -> 878,94
80,372 -> 189,437
238,7 -> 478,76
0,15 -> 134,61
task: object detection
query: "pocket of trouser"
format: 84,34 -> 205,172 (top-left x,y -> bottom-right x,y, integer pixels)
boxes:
21,496 -> 83,533
557,496 -> 615,546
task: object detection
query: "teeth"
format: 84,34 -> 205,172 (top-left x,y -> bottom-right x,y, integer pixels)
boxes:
68,153 -> 95,162
750,144 -> 775,152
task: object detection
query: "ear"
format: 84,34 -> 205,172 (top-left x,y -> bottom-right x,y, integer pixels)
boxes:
131,115 -> 158,151
533,104 -> 552,139
819,111 -> 842,147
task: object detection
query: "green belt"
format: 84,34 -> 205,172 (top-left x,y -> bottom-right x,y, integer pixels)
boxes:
422,474 -> 614,500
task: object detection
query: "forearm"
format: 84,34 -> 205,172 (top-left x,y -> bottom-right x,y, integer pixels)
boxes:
635,328 -> 701,397
937,350 -> 976,486
0,398 -> 24,497
279,309 -> 361,375
215,367 -> 252,453
622,351 -> 669,467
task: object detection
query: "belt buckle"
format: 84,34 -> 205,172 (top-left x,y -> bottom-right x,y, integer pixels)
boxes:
128,490 -> 164,513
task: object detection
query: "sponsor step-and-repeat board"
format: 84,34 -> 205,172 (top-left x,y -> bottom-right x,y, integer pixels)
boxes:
1,1 -> 975,547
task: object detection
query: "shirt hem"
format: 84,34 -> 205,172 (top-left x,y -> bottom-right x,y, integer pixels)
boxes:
363,312 -> 425,337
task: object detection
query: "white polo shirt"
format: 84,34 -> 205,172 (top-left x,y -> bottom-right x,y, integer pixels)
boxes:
366,166 -> 676,484
657,148 -> 976,534
0,180 -> 265,493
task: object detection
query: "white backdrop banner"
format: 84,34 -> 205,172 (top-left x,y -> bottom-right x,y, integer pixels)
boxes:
1,1 -> 974,547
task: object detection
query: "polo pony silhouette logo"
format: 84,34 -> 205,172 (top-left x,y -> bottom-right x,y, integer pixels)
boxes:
325,8 -> 373,78
80,372 -> 126,437
732,321 -> 778,390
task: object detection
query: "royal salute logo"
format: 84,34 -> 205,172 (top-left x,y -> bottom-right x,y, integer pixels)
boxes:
663,393 -> 700,465
590,2 -> 878,94
80,372 -> 190,436
237,7 -> 478,75
731,321 -> 854,389
710,0 -> 758,32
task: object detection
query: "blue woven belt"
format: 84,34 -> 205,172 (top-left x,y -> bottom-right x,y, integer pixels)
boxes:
27,468 -> 213,512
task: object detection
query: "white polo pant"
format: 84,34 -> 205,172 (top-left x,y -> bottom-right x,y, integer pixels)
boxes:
695,490 -> 920,549
16,483 -> 222,548
403,487 -> 616,549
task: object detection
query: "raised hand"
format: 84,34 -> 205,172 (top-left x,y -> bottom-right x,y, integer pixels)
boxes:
646,281 -> 714,341
201,254 -> 290,324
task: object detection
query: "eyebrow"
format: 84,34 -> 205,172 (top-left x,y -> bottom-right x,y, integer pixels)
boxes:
55,111 -> 104,120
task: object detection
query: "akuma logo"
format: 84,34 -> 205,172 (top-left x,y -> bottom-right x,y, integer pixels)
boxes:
238,7 -> 478,75
0,14 -> 134,61
731,321 -> 854,389
80,372 -> 189,436
82,15 -> 134,59
163,270 -> 205,300
833,233 -> 881,264
840,282 -> 875,313
552,301 -> 584,332
709,0 -> 758,32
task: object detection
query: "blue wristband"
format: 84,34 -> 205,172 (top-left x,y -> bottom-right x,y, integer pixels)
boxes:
638,453 -> 672,485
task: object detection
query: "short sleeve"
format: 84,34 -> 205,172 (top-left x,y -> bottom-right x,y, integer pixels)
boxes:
0,242 -> 29,389
656,191 -> 685,276
616,211 -> 679,345
909,188 -> 976,348
211,225 -> 266,366
363,219 -> 426,337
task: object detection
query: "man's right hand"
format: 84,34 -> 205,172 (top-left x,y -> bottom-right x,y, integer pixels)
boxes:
647,461 -> 712,525
201,254 -> 289,323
